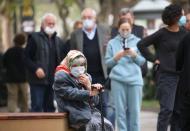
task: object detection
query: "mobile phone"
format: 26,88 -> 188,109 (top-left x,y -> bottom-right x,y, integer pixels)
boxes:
124,47 -> 130,50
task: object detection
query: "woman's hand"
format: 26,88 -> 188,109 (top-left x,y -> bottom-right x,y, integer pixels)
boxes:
114,50 -> 125,61
91,83 -> 103,91
124,48 -> 137,58
90,83 -> 103,96
78,74 -> 91,90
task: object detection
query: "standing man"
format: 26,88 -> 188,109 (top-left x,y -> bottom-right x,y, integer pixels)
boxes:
176,32 -> 190,131
25,13 -> 63,112
70,8 -> 110,117
111,7 -> 145,39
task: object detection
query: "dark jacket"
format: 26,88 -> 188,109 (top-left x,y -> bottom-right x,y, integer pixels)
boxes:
175,32 -> 190,119
3,47 -> 28,83
25,31 -> 62,85
53,70 -> 99,128
176,32 -> 190,93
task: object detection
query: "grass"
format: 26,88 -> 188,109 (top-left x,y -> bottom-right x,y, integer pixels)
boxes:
141,99 -> 159,112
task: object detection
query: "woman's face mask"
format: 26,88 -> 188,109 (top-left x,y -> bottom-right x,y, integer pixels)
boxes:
70,66 -> 85,77
119,30 -> 131,38
119,22 -> 132,38
178,15 -> 186,26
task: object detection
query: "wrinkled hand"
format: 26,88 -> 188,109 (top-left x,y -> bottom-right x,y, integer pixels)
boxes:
78,74 -> 91,90
35,68 -> 45,79
90,83 -> 103,96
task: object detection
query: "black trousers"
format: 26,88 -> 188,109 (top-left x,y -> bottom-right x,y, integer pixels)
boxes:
178,88 -> 190,131
156,73 -> 180,131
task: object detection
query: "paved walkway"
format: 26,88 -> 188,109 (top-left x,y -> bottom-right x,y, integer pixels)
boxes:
141,111 -> 157,131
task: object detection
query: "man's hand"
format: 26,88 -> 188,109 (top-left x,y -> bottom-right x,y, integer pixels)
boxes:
35,68 -> 45,79
155,59 -> 160,64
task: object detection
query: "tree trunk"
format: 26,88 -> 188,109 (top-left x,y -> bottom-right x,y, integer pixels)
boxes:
97,0 -> 112,25
172,0 -> 190,11
1,15 -> 12,52
54,0 -> 69,38
75,0 -> 85,11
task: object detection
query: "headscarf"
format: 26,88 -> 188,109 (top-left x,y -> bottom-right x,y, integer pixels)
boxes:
55,50 -> 87,73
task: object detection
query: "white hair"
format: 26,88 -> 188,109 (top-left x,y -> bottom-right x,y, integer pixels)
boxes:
41,13 -> 57,23
81,8 -> 97,17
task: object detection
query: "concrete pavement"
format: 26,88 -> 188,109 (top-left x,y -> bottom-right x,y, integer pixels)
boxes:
141,111 -> 157,131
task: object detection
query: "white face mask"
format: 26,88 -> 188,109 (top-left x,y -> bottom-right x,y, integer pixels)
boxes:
44,26 -> 56,35
119,30 -> 131,38
70,66 -> 86,77
83,19 -> 94,29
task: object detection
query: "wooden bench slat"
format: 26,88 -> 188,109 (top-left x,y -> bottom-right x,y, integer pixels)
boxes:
0,113 -> 68,120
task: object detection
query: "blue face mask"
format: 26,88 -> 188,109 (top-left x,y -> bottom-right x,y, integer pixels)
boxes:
178,16 -> 186,26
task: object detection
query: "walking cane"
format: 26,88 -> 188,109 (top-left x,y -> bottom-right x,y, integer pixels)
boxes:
99,89 -> 105,131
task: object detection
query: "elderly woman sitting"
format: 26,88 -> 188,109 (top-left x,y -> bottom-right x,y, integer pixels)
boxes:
53,50 -> 113,131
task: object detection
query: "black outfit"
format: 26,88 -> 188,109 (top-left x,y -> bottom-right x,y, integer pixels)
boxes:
0,53 -> 7,106
175,32 -> 190,131
25,31 -> 63,112
3,47 -> 28,82
60,39 -> 70,60
111,24 -> 148,77
137,27 -> 187,131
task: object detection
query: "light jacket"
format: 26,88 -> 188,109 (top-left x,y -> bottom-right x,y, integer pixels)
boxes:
105,34 -> 145,86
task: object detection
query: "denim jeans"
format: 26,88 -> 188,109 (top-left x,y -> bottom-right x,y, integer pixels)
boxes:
30,84 -> 55,112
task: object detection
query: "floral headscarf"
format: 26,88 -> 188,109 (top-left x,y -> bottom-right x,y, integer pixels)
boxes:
56,50 -> 87,73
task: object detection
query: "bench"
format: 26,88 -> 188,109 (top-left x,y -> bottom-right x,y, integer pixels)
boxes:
0,113 -> 74,131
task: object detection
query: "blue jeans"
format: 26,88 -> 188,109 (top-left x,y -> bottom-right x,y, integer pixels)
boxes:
30,84 -> 55,112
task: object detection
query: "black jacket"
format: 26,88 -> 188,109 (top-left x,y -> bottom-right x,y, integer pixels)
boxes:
25,31 -> 63,85
3,47 -> 28,83
176,32 -> 190,92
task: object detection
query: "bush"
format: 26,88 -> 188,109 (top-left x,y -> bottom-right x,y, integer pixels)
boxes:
143,69 -> 157,100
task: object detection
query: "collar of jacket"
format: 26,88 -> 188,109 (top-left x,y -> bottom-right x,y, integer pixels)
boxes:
55,64 -> 70,74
